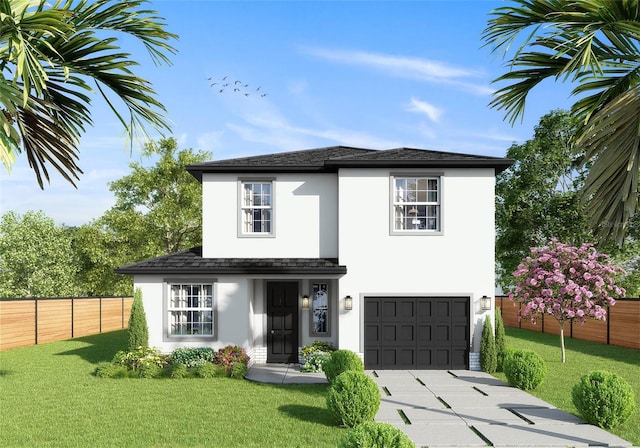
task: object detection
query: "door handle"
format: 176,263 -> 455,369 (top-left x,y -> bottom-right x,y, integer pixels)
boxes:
270,330 -> 275,334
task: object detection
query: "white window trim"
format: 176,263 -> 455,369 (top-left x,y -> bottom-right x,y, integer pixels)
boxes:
238,178 -> 276,238
389,173 -> 444,236
163,279 -> 217,341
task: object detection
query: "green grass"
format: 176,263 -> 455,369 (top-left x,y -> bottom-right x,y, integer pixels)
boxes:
0,331 -> 345,447
494,327 -> 640,445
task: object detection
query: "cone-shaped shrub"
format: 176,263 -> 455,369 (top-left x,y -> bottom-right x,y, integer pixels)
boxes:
480,316 -> 497,373
572,370 -> 635,428
326,371 -> 380,427
494,308 -> 506,371
128,288 -> 149,350
339,422 -> 415,448
323,349 -> 364,384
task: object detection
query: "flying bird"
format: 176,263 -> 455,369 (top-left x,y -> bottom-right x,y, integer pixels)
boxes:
208,75 -> 268,98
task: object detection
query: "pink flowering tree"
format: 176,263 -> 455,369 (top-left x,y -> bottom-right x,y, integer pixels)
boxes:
510,239 -> 625,362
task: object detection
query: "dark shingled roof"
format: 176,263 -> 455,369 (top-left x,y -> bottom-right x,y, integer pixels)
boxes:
116,247 -> 347,275
187,146 -> 514,180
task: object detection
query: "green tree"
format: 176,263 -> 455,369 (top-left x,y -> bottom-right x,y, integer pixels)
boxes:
128,288 -> 149,350
74,138 -> 209,295
480,316 -> 497,373
0,211 -> 80,297
496,110 -> 592,289
494,308 -> 506,371
483,0 -> 640,245
0,0 -> 176,187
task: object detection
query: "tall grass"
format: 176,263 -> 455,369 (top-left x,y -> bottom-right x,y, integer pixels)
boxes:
495,327 -> 640,445
0,330 -> 344,447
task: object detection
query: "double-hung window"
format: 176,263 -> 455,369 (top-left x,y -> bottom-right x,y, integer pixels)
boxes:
392,176 -> 441,233
241,181 -> 273,235
168,283 -> 214,337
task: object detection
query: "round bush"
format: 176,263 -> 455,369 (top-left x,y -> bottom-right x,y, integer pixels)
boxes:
572,370 -> 635,428
323,349 -> 364,383
170,363 -> 188,379
326,371 -> 380,427
503,349 -> 546,390
339,422 -> 414,448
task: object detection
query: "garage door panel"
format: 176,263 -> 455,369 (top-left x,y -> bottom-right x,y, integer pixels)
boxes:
364,296 -> 469,370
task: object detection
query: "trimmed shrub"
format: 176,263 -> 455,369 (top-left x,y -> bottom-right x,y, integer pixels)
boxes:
301,341 -> 336,358
215,345 -> 249,373
323,349 -> 364,383
480,316 -> 497,373
300,351 -> 332,373
494,308 -> 506,371
503,349 -> 546,390
127,288 -> 149,350
169,347 -> 215,368
339,422 -> 414,448
572,370 -> 635,428
326,371 -> 380,427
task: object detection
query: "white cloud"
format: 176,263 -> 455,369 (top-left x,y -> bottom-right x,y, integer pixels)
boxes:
302,46 -> 493,95
406,97 -> 443,123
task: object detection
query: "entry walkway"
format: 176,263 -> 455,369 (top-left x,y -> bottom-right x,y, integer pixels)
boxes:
246,364 -> 634,448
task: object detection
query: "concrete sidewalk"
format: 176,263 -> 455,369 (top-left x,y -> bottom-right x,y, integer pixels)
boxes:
246,364 -> 634,448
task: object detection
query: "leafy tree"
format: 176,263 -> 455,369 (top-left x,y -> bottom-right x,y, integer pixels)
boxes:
0,211 -> 80,297
128,288 -> 149,350
0,0 -> 176,187
480,316 -> 497,373
510,239 -> 625,362
496,110 -> 591,289
483,0 -> 640,245
74,138 -> 209,295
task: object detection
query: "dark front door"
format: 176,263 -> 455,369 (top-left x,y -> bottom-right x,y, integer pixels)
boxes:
267,281 -> 299,363
364,296 -> 469,370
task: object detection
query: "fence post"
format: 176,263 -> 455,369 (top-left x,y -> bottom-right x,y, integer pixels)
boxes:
99,297 -> 102,334
71,297 -> 74,338
34,297 -> 38,345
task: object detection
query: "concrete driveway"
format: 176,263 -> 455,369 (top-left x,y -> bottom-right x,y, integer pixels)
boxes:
245,364 -> 634,447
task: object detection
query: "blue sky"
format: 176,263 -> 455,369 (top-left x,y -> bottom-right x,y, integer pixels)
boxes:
1,0 -> 573,226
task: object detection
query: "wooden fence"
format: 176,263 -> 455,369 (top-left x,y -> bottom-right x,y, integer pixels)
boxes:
496,296 -> 640,350
0,296 -> 133,351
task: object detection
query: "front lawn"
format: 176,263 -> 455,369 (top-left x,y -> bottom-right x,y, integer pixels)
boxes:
0,331 -> 345,447
494,327 -> 640,445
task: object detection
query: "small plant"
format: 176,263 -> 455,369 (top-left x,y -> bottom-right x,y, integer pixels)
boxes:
215,345 -> 249,373
480,315 -> 497,373
94,362 -> 131,378
300,351 -> 332,373
323,349 -> 364,383
301,341 -> 336,358
326,371 -> 380,427
339,422 -> 414,448
112,346 -> 167,372
194,363 -> 219,378
230,362 -> 248,379
494,308 -> 506,371
127,288 -> 149,350
170,363 -> 189,379
572,370 -> 635,428
170,347 -> 215,368
503,349 -> 546,390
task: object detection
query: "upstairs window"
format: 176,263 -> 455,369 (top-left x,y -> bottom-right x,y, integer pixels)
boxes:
393,176 -> 441,232
241,181 -> 273,235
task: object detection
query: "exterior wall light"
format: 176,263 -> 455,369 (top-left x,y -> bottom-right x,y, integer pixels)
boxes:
344,295 -> 353,311
301,295 -> 310,309
481,295 -> 492,311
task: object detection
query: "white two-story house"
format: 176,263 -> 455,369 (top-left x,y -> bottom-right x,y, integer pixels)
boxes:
117,146 -> 513,370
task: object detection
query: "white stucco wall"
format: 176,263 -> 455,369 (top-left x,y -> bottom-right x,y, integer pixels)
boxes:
201,173 -> 338,258
336,168 -> 496,354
